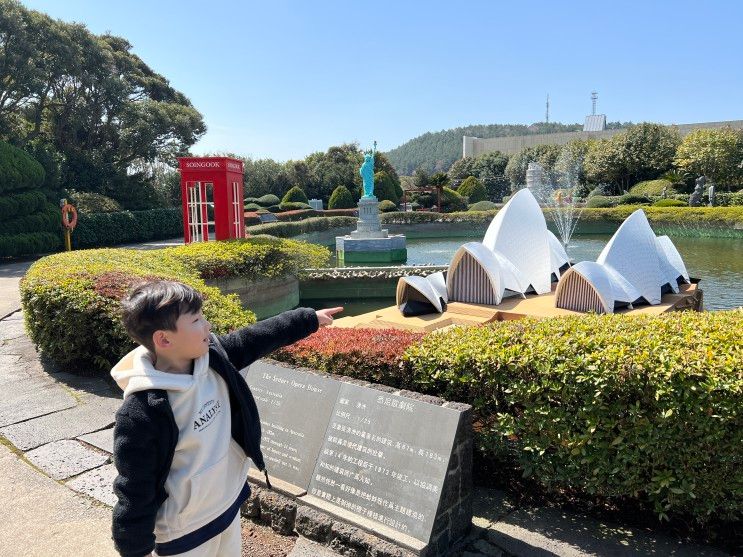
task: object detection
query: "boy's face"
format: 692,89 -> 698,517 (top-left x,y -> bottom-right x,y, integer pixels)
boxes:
154,310 -> 212,361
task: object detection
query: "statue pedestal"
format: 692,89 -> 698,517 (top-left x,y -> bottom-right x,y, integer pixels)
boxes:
336,196 -> 406,264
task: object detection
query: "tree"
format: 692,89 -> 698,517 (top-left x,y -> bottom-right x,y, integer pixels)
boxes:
243,157 -> 285,197
440,187 -> 467,212
429,172 -> 450,188
584,123 -> 681,192
458,176 -> 487,203
447,157 -> 478,187
675,127 -> 743,188
328,185 -> 355,209
309,144 -> 362,201
505,144 -> 563,190
413,168 -> 430,188
0,0 -> 205,206
373,151 -> 402,199
373,171 -> 399,204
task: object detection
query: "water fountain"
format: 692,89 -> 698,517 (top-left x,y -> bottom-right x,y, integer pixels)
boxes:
526,155 -> 582,248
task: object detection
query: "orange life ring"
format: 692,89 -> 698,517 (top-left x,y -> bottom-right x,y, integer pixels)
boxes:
61,203 -> 77,229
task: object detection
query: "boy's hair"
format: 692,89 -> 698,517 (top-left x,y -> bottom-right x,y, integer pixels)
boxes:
121,280 -> 203,352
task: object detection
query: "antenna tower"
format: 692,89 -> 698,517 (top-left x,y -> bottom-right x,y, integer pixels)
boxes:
545,94 -> 550,123
591,91 -> 598,115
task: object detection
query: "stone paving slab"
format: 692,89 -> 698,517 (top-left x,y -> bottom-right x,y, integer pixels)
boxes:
0,317 -> 28,340
26,439 -> 110,480
0,396 -> 120,450
0,380 -> 77,428
0,443 -> 117,557
66,463 -> 118,507
78,427 -> 114,454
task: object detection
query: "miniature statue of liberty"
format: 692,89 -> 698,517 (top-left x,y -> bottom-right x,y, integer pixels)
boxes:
360,141 -> 377,198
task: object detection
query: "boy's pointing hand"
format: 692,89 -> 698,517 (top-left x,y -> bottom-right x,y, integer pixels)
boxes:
316,307 -> 343,327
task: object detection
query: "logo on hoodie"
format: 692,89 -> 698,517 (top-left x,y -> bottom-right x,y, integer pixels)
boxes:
193,399 -> 222,432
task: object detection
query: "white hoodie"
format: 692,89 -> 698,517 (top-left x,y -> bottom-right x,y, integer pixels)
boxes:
111,346 -> 251,543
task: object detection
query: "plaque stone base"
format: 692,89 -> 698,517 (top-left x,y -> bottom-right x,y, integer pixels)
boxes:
242,361 -> 473,557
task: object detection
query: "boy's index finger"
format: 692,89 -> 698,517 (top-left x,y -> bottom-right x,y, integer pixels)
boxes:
325,307 -> 344,315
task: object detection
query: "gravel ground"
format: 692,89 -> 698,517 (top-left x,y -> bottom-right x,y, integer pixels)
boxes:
241,518 -> 297,557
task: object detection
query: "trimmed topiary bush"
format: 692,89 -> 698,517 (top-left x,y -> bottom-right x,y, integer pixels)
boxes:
618,193 -> 651,205
378,200 -> 397,213
630,179 -> 676,197
440,187 -> 467,212
585,195 -> 620,208
468,200 -> 499,212
0,140 -> 60,257
458,176 -> 487,203
653,199 -> 687,207
20,237 -> 329,374
0,140 -> 45,194
328,185 -> 356,209
256,194 -> 281,207
281,186 -> 309,205
244,202 -> 262,212
279,201 -> 312,212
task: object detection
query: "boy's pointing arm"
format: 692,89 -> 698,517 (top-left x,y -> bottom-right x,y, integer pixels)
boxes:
215,307 -> 319,371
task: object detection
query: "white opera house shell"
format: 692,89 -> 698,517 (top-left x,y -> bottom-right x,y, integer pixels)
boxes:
555,209 -> 691,314
397,189 -> 569,315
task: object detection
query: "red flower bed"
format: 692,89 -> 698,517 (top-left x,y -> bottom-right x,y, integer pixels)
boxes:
273,327 -> 424,387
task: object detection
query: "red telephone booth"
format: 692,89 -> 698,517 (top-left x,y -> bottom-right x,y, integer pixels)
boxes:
178,157 -> 246,243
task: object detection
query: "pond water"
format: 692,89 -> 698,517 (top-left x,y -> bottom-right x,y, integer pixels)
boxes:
316,235 -> 743,312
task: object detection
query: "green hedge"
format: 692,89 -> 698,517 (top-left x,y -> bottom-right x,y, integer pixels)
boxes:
0,206 -> 58,236
249,216 -> 356,237
468,200 -> 499,212
405,312 -> 742,523
653,199 -> 687,207
245,194 -> 281,207
0,191 -> 47,219
20,236 -> 329,374
274,311 -> 742,525
0,140 -> 45,193
279,201 -> 312,211
72,208 -> 183,248
458,176 -> 487,203
618,193 -> 651,205
0,232 -> 60,257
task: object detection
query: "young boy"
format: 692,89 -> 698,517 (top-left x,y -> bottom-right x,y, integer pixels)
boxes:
110,280 -> 341,557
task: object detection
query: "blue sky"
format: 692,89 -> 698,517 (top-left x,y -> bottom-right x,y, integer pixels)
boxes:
20,0 -> 743,162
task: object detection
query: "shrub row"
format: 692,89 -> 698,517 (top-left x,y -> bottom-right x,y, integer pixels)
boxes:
20,236 -> 328,374
248,216 -> 357,237
0,206 -> 58,236
0,231 -> 60,258
275,327 -> 424,386
0,191 -> 47,219
275,311 -> 742,525
72,208 -> 183,248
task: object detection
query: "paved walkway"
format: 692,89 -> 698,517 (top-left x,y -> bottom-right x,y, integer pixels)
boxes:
0,249 -> 732,557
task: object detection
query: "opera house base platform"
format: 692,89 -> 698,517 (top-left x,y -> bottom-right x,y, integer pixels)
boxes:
333,283 -> 703,333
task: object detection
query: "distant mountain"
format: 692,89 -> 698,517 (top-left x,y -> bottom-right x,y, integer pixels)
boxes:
385,122 -> 583,175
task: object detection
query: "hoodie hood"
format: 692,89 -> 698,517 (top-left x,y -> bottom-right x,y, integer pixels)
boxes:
111,346 -> 210,398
